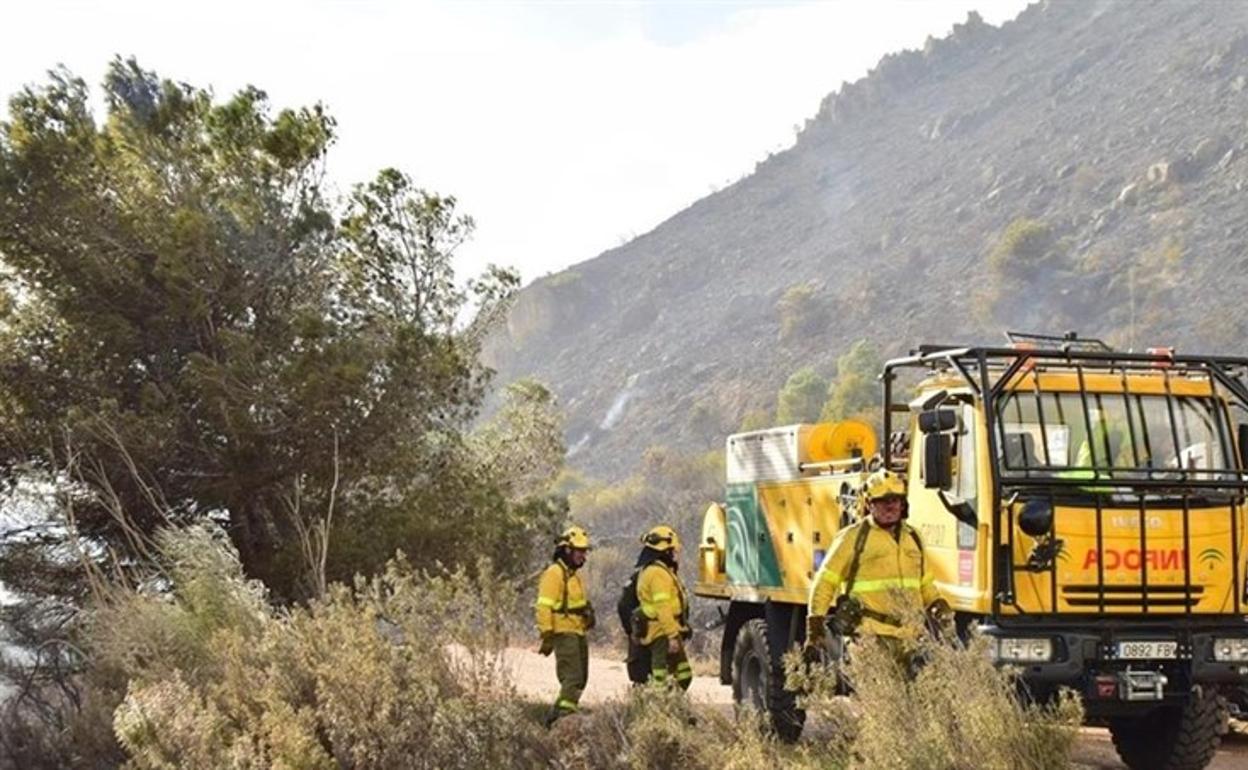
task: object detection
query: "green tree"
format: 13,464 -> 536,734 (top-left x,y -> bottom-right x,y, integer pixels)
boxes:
835,339 -> 882,381
470,378 -> 566,504
0,60 -> 542,603
820,371 -> 877,422
776,367 -> 829,425
821,339 -> 882,421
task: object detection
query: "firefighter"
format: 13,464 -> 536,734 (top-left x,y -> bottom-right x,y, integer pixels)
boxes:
620,547 -> 656,685
634,525 -> 694,690
805,469 -> 951,668
1062,418 -> 1132,492
535,525 -> 595,726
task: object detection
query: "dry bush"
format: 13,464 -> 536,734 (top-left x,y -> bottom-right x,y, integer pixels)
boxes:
776,282 -> 829,342
987,218 -> 1054,276
547,687 -> 822,770
0,680 -> 125,770
8,529 -> 1082,770
80,525 -> 545,769
0,525 -> 269,770
788,618 -> 1083,770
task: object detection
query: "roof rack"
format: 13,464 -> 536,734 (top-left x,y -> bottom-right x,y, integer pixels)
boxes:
883,339 -> 1248,623
1004,330 -> 1113,352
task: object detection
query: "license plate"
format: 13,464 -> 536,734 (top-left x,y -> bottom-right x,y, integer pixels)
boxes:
1116,641 -> 1177,659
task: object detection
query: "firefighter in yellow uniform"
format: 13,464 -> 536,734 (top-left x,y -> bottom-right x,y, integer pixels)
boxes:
805,470 -> 951,666
535,526 -> 595,726
635,525 -> 693,690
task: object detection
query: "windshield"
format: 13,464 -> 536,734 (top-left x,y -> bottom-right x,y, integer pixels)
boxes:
995,390 -> 1234,479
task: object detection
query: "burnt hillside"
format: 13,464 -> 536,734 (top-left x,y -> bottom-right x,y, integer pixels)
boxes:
488,0 -> 1248,479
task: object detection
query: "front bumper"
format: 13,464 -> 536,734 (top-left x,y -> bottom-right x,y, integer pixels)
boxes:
981,624 -> 1248,715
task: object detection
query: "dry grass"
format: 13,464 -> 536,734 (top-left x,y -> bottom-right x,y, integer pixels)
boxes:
545,687 -> 825,770
787,613 -> 1084,770
5,525 -> 547,770
107,535 -> 544,769
5,527 -> 1084,769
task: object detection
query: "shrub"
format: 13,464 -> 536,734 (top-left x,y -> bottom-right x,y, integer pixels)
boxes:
988,218 -> 1054,276
788,618 -> 1083,770
820,370 -> 877,423
0,680 -> 125,770
819,340 -> 882,426
776,368 -> 829,425
9,525 -> 1085,769
546,687 -> 817,770
776,283 -> 829,342
5,524 -> 548,770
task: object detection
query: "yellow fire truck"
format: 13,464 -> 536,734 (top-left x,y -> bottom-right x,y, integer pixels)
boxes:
696,333 -> 1248,769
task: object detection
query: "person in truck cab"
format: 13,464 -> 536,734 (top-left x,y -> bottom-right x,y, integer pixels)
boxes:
805,469 -> 951,667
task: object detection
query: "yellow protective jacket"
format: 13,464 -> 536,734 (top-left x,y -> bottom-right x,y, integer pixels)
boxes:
535,560 -> 591,636
808,517 -> 940,638
636,562 -> 688,645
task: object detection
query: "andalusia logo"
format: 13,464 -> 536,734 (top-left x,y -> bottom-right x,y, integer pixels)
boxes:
1198,548 -> 1225,571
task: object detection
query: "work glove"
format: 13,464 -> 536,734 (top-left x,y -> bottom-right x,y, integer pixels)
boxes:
583,605 -> 596,632
538,632 -> 554,657
926,598 -> 954,624
926,599 -> 955,640
667,636 -> 683,656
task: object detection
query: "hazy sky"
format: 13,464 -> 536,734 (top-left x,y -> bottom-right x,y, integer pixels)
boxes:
0,0 -> 1030,285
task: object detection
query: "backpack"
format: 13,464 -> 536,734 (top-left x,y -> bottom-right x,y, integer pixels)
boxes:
616,567 -> 641,636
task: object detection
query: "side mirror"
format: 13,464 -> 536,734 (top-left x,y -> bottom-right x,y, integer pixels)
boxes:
939,491 -> 978,527
920,389 -> 948,411
918,409 -> 957,434
1239,424 -> 1248,470
923,433 -> 952,489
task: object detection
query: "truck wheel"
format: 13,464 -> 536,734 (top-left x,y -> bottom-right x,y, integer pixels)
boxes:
1109,690 -> 1229,770
731,618 -> 805,742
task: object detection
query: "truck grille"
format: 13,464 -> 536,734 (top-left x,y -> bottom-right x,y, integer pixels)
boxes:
1062,584 -> 1204,609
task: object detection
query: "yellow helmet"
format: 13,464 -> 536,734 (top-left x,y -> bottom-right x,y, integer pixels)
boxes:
864,469 -> 907,502
557,525 -> 591,550
641,525 -> 681,552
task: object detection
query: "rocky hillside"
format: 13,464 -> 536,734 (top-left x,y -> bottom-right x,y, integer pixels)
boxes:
487,0 -> 1248,480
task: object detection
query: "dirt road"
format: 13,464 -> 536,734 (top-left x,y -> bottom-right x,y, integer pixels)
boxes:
504,646 -> 1248,769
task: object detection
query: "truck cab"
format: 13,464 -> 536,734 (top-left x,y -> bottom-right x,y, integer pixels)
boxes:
697,334 -> 1248,768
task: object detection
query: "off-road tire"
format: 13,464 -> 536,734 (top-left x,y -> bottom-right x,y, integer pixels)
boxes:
1109,690 -> 1229,770
731,618 -> 805,742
